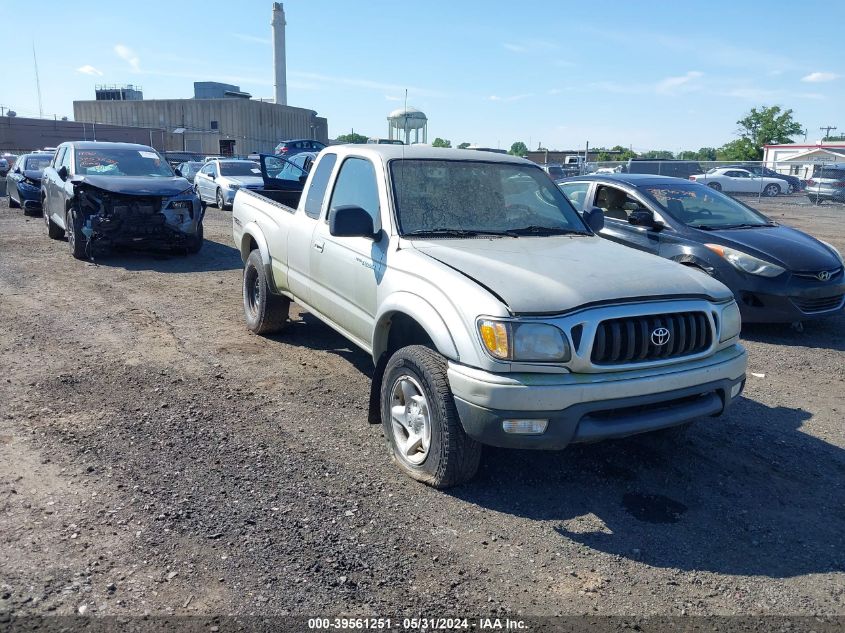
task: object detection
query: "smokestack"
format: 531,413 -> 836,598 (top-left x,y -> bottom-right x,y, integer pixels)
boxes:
272,2 -> 287,106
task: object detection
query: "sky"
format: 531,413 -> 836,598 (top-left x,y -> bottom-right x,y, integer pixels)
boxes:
1,0 -> 843,152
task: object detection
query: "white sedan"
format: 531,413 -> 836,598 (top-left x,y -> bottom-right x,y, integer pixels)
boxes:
690,168 -> 789,196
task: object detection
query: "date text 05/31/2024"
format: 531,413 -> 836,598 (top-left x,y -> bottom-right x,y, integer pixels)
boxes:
307,617 -> 528,630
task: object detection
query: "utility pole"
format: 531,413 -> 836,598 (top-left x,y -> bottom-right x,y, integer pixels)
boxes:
820,125 -> 837,141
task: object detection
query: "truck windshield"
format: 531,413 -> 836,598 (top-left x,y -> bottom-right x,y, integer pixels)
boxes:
643,183 -> 773,229
390,160 -> 589,236
74,148 -> 174,177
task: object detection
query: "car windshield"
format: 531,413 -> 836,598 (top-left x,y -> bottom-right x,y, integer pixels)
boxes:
643,183 -> 773,229
74,148 -> 174,177
24,156 -> 52,170
220,161 -> 260,176
390,159 -> 589,236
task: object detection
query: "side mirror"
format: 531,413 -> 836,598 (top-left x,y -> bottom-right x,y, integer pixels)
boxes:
174,168 -> 182,177
58,166 -> 68,181
329,205 -> 376,239
208,173 -> 215,180
583,206 -> 605,233
629,209 -> 664,232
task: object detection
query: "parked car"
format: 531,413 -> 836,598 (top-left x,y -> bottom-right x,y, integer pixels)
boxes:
558,174 -> 844,323
690,167 -> 788,196
263,151 -> 316,181
194,159 -> 263,210
540,163 -> 565,179
273,139 -> 326,156
176,161 -> 203,183
626,159 -> 703,179
41,141 -> 203,259
806,163 -> 845,204
723,164 -> 803,193
162,150 -> 204,167
0,154 -> 18,177
232,145 -> 747,487
6,152 -> 54,213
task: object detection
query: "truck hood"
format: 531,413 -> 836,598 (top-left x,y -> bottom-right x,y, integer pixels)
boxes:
69,175 -> 192,197
703,224 -> 842,272
410,236 -> 733,314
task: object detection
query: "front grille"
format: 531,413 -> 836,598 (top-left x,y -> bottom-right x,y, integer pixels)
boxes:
591,311 -> 712,365
792,294 -> 844,313
793,267 -> 843,281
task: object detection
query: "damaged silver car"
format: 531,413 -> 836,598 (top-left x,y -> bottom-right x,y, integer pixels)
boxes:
41,142 -> 203,259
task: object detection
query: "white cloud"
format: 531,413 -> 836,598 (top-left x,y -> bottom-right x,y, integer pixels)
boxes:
801,71 -> 839,83
76,65 -> 103,76
655,71 -> 703,95
114,44 -> 140,71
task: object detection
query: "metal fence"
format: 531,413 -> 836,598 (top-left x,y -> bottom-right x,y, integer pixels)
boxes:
558,159 -> 845,207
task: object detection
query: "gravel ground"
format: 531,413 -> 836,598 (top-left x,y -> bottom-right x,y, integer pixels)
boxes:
0,191 -> 843,620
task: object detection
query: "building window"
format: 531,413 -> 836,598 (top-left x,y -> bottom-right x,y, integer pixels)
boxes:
210,120 -> 218,130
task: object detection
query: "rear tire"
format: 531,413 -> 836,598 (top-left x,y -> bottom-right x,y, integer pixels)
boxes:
66,208 -> 87,260
763,183 -> 780,197
708,182 -> 722,191
243,249 -> 289,334
381,345 -> 481,488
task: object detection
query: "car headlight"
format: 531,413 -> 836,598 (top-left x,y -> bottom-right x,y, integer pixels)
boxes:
705,244 -> 785,278
477,319 -> 571,362
719,301 -> 741,342
167,199 -> 193,210
818,240 -> 844,265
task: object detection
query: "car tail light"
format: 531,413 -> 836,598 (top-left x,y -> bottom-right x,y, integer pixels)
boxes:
834,181 -> 845,188
807,179 -> 816,187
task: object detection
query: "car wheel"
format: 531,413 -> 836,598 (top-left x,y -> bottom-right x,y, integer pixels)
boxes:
787,183 -> 796,194
380,345 -> 482,489
8,192 -> 20,209
66,208 -> 87,260
45,204 -> 65,240
763,184 -> 780,197
186,222 -> 203,254
243,249 -> 289,334
216,188 -> 228,210
708,182 -> 722,191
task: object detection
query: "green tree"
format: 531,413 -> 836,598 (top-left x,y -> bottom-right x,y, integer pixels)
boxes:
594,145 -> 636,162
716,138 -> 759,161
639,150 -> 675,160
457,142 -> 471,149
509,141 -> 528,157
432,137 -> 452,148
735,105 -> 803,158
335,132 -> 369,144
677,151 -> 697,160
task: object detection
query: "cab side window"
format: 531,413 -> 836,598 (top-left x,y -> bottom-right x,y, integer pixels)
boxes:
60,147 -> 73,173
53,147 -> 67,169
327,157 -> 380,231
303,153 -> 338,219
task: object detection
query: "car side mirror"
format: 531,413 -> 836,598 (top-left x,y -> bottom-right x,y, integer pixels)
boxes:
583,206 -> 604,233
629,209 -> 664,231
58,166 -> 68,181
329,205 -> 376,239
174,168 -> 182,177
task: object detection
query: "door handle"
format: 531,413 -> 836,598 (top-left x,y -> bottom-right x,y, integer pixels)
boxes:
313,241 -> 325,253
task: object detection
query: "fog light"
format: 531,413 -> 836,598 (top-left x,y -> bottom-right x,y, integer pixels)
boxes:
730,382 -> 742,398
502,419 -> 548,435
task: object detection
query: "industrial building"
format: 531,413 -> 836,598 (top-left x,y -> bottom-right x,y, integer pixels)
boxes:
95,84 -> 143,101
70,2 -> 327,156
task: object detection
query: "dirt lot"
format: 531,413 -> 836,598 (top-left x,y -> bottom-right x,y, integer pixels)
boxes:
0,192 -> 843,620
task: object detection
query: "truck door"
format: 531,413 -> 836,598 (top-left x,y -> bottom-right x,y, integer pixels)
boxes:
309,156 -> 385,347
287,153 -> 337,305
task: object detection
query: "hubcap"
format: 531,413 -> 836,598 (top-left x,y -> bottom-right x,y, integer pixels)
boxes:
245,268 -> 260,317
389,375 -> 431,465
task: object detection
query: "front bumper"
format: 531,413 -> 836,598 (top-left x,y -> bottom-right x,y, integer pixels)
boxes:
448,345 -> 747,449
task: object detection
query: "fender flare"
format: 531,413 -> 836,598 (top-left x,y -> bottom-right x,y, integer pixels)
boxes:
373,292 -> 459,362
239,223 -> 278,293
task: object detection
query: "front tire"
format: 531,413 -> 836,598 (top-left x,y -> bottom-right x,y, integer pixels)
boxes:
66,208 -> 87,260
9,192 -> 20,209
381,345 -> 481,488
186,222 -> 203,254
216,188 -> 228,210
243,249 -> 289,334
763,183 -> 780,197
708,182 -> 722,191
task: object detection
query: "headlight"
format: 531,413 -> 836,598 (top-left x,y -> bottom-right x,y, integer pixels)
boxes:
818,240 -> 844,265
720,301 -> 741,342
21,178 -> 40,188
477,319 -> 571,362
167,200 -> 193,210
705,244 -> 785,278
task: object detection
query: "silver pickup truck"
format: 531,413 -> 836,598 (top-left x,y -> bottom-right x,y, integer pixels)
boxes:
232,146 -> 747,488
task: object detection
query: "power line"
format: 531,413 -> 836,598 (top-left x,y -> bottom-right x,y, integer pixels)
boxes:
820,125 -> 838,139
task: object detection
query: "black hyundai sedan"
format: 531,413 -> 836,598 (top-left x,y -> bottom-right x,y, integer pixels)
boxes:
557,174 -> 844,323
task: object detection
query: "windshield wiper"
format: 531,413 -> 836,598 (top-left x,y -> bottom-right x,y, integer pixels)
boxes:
402,228 -> 517,238
508,225 -> 585,236
693,222 -> 776,231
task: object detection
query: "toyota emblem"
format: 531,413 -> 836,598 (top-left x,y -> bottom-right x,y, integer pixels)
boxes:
817,270 -> 832,281
651,327 -> 670,346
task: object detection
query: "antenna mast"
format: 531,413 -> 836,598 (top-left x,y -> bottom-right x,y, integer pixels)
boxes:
33,43 -> 43,118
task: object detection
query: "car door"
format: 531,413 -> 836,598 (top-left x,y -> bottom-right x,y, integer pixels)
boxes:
196,163 -> 214,200
44,147 -> 65,219
56,145 -> 76,227
592,184 -> 662,255
7,157 -> 23,204
725,170 -> 753,193
308,156 -> 385,347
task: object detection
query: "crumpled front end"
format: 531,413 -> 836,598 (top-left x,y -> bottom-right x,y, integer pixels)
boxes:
73,184 -> 202,251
